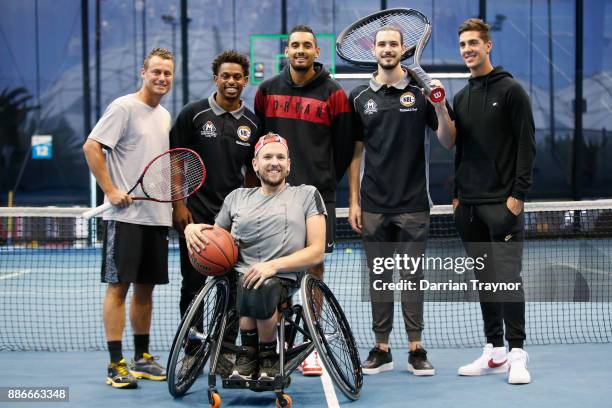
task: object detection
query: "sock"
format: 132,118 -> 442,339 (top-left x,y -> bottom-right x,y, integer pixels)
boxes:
259,341 -> 277,354
134,334 -> 149,360
241,329 -> 258,348
108,341 -> 123,364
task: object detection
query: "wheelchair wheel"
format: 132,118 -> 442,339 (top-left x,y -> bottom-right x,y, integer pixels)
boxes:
301,274 -> 362,400
167,277 -> 229,397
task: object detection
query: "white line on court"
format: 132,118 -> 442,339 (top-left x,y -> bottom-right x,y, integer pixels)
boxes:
0,269 -> 31,281
320,364 -> 340,408
296,289 -> 341,407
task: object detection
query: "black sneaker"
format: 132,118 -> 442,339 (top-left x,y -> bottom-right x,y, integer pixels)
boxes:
230,346 -> 258,380
362,346 -> 394,375
106,359 -> 138,389
215,350 -> 236,378
258,349 -> 280,380
407,347 -> 435,376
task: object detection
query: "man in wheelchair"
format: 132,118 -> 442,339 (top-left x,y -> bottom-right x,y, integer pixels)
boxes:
184,132 -> 327,381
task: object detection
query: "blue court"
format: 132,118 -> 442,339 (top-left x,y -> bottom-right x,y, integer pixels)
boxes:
2,344 -> 611,407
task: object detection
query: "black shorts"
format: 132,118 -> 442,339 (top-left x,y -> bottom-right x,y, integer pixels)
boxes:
101,220 -> 169,284
324,201 -> 336,253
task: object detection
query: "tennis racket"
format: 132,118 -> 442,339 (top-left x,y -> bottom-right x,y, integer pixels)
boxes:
336,8 -> 445,103
83,148 -> 206,220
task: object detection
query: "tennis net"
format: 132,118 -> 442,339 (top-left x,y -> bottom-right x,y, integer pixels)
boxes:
1,200 -> 611,351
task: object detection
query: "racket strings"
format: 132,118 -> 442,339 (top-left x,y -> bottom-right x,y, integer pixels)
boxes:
142,150 -> 205,201
338,11 -> 428,64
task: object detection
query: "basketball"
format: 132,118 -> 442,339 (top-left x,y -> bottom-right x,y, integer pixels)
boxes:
189,226 -> 238,276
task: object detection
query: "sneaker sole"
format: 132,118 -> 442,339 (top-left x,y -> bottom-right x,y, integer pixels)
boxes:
509,377 -> 531,385
131,371 -> 167,381
106,378 -> 138,389
301,368 -> 323,377
406,363 -> 435,376
362,362 -> 394,375
508,370 -> 531,384
458,365 -> 509,376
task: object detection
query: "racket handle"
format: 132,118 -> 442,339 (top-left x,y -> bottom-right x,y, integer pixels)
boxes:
406,65 -> 445,103
82,202 -> 113,220
429,87 -> 445,103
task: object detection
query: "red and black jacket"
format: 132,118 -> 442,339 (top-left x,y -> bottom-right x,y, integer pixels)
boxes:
254,62 -> 354,202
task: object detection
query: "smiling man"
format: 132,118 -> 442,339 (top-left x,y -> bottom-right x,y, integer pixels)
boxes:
348,26 -> 455,377
184,133 -> 327,381
170,50 -> 261,377
451,18 -> 536,385
83,47 -> 174,389
254,25 -> 354,375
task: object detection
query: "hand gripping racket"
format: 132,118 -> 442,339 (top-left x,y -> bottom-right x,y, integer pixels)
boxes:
83,148 -> 206,220
336,8 -> 445,103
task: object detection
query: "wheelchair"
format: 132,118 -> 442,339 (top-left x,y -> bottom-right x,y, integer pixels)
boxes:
166,273 -> 363,407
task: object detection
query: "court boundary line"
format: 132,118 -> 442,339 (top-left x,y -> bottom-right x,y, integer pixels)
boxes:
320,365 -> 340,408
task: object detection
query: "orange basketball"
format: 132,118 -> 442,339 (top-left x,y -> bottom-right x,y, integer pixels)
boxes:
189,226 -> 238,276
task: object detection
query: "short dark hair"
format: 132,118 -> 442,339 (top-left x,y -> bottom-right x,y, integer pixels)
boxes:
375,25 -> 404,45
288,24 -> 317,46
211,50 -> 250,76
143,47 -> 174,69
458,18 -> 491,42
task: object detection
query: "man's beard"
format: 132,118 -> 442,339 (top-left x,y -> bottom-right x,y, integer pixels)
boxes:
258,168 -> 288,186
378,56 -> 400,70
290,59 -> 312,72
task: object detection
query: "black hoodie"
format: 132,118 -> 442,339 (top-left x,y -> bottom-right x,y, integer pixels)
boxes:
254,62 -> 354,202
453,66 -> 536,204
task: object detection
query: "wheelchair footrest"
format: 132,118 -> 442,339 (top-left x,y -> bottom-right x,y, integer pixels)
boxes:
222,376 -> 291,392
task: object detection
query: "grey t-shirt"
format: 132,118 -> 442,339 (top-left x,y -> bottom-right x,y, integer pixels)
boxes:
88,93 -> 172,226
215,184 -> 327,280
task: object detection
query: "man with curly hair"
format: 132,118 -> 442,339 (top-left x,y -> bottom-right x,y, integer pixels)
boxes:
170,50 -> 262,376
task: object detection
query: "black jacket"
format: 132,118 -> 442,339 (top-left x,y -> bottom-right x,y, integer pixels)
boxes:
254,63 -> 354,202
453,66 -> 536,203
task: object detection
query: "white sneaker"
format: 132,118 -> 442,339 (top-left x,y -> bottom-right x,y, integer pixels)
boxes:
508,348 -> 531,384
458,344 -> 509,376
298,351 -> 323,376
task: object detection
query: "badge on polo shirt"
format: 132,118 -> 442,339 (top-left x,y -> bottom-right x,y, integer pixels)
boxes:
236,125 -> 252,146
400,92 -> 416,107
399,92 -> 418,112
364,99 -> 378,115
237,125 -> 251,141
201,121 -> 217,138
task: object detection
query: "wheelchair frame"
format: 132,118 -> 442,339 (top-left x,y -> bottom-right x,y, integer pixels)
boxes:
167,274 -> 362,407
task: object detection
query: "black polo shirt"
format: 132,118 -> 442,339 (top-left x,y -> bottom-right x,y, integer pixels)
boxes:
350,72 -> 449,213
170,93 -> 261,223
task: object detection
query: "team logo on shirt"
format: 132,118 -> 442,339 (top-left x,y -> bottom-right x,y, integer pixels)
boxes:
201,121 -> 217,138
364,99 -> 378,115
400,92 -> 416,107
237,125 -> 251,141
